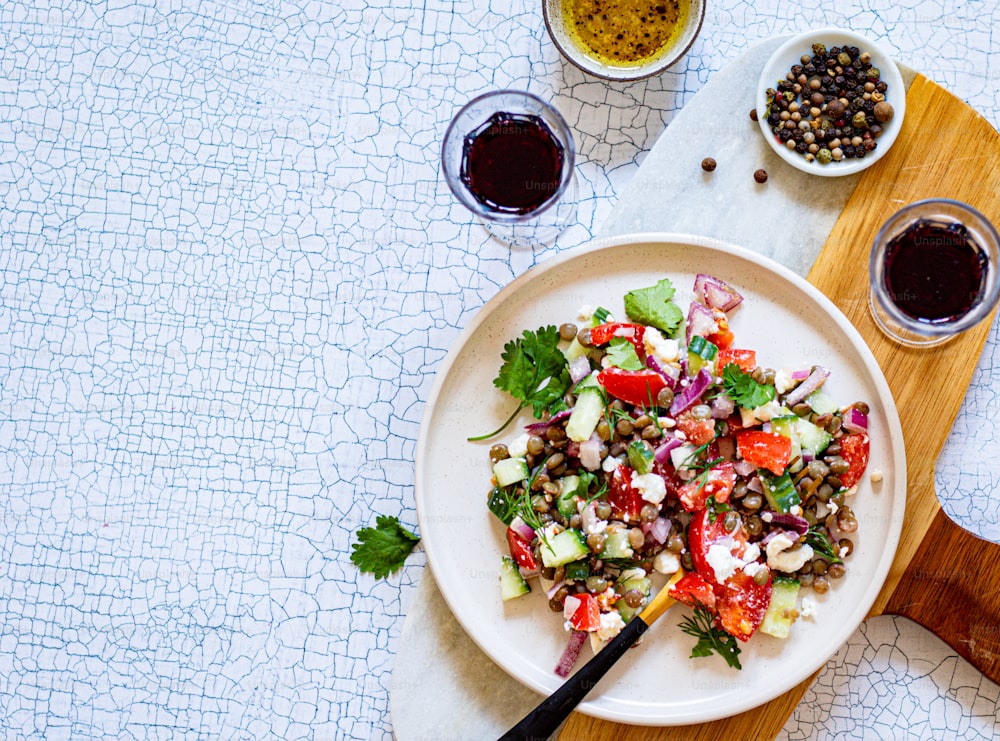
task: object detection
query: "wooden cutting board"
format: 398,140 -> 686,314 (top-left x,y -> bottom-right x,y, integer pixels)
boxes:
560,73 -> 1000,740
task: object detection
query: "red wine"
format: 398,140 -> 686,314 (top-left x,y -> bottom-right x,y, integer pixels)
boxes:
883,219 -> 987,323
461,112 -> 564,215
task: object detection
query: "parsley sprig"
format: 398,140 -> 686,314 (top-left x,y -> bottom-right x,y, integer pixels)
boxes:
679,603 -> 743,670
623,278 -> 684,334
721,362 -> 775,409
470,326 -> 571,441
351,516 -> 420,579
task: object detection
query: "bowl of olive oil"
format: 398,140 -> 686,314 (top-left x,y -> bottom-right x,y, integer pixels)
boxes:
543,0 -> 705,81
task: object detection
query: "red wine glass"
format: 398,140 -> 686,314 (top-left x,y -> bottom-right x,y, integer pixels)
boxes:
441,90 -> 577,246
868,199 -> 1000,347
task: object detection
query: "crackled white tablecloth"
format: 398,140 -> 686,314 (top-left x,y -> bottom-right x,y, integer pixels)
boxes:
2,2 -> 1000,739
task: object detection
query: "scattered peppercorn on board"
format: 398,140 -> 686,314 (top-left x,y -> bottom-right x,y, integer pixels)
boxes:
558,73 -> 1000,741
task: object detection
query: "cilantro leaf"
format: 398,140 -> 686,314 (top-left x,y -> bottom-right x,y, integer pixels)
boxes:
721,362 -> 775,409
471,326 -> 571,441
351,515 -> 420,579
606,336 -> 644,370
623,279 -> 684,334
679,603 -> 743,670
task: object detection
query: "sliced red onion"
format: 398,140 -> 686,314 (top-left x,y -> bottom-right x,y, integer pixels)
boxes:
843,407 -> 869,433
649,516 -> 671,545
654,436 -> 683,464
563,594 -> 582,620
646,354 -> 680,389
524,409 -> 573,434
554,630 -> 588,678
579,433 -> 603,472
694,274 -> 744,312
791,368 -> 811,381
734,459 -> 755,477
770,513 -> 810,536
711,394 -> 735,419
716,435 -> 736,461
747,475 -> 763,493
686,301 -> 719,343
569,355 -> 592,384
509,516 -> 535,543
784,366 -> 831,407
761,528 -> 797,545
670,368 -> 712,416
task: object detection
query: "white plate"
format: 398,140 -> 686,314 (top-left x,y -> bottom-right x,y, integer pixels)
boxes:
414,233 -> 906,725
756,28 -> 906,177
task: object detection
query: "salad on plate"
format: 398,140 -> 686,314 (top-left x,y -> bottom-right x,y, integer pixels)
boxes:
478,273 -> 872,675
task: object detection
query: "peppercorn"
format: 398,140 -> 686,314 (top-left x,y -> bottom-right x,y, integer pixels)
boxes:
749,108 -> 758,121
874,101 -> 894,123
852,111 -> 868,129
701,157 -> 717,172
816,148 -> 833,165
754,168 -> 768,183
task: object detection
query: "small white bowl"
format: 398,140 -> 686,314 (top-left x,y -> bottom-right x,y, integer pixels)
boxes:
756,28 -> 906,177
543,0 -> 705,82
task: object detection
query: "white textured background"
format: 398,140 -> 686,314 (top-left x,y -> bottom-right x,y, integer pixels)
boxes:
1,1 -> 998,739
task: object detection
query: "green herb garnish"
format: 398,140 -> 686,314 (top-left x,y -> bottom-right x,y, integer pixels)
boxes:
623,279 -> 684,334
805,524 -> 843,564
721,362 -> 775,409
679,603 -> 743,670
470,326 -> 572,441
606,336 -> 644,370
351,516 -> 421,579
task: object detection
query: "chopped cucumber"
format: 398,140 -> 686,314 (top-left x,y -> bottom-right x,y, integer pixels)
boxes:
770,416 -> 804,473
539,528 -> 590,568
493,457 -> 529,487
564,558 -> 590,581
687,335 -> 718,376
598,527 -> 634,560
591,306 -> 612,325
557,474 -> 591,517
627,440 -> 655,475
562,336 -> 589,362
795,417 -> 833,456
499,556 -> 531,601
566,387 -> 604,442
487,487 -> 515,524
804,389 -> 839,415
760,470 -> 801,513
759,577 -> 800,638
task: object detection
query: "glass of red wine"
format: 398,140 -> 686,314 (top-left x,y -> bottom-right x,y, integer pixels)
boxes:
869,199 -> 1000,347
441,90 -> 577,246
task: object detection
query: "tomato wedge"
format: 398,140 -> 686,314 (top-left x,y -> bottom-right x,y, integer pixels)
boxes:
705,314 -> 734,349
676,416 -> 716,446
505,527 -> 538,571
678,461 -> 736,512
687,507 -> 749,582
714,570 -> 772,642
717,348 -> 757,373
598,367 -> 668,407
838,432 -> 870,488
608,464 -> 644,523
669,571 -> 717,610
590,322 -> 646,357
737,429 -> 792,475
565,592 -> 601,632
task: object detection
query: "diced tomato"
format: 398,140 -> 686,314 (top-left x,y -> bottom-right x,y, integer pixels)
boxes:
565,592 -> 602,632
713,570 -> 772,642
505,527 -> 538,571
687,507 -> 749,583
717,348 -> 757,373
597,367 -> 668,407
736,430 -> 792,475
590,322 -> 646,357
838,432 -> 870,488
677,416 -> 716,446
608,464 -> 645,523
705,314 -> 734,349
669,571 -> 717,611
678,462 -> 737,512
